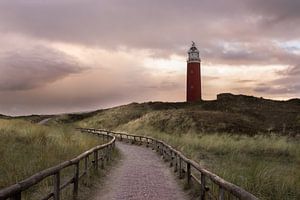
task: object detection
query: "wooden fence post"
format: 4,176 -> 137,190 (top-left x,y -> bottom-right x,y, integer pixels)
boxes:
170,151 -> 173,167
200,173 -> 206,200
152,140 -> 155,150
186,163 -> 191,187
53,172 -> 60,200
101,157 -> 104,169
165,148 -> 168,161
219,186 -> 224,200
11,192 -> 21,200
146,138 -> 149,147
94,150 -> 98,169
166,148 -> 170,162
106,146 -> 109,162
73,162 -> 79,198
179,157 -> 183,178
108,145 -> 111,161
174,154 -> 178,172
84,156 -> 88,176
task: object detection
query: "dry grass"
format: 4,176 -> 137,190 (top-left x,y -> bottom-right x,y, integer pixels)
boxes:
0,119 -> 105,199
124,129 -> 300,200
50,97 -> 300,199
78,108 -> 300,200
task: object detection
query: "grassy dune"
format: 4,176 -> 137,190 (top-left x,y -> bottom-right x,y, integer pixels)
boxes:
78,122 -> 300,199
75,94 -> 300,135
3,94 -> 298,199
129,131 -> 300,200
74,98 -> 300,200
0,119 -> 104,199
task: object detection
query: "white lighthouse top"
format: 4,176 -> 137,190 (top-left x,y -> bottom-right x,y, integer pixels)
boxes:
187,41 -> 200,63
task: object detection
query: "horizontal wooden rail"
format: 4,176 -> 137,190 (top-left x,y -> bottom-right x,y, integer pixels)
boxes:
80,128 -> 258,200
0,131 -> 115,200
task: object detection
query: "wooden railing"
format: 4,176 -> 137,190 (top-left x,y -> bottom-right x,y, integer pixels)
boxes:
0,131 -> 115,200
81,128 -> 258,200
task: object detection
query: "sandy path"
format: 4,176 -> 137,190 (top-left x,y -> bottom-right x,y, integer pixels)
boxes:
90,142 -> 189,200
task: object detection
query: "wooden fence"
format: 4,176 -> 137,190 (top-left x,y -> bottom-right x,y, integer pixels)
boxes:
0,131 -> 115,200
80,128 -> 258,200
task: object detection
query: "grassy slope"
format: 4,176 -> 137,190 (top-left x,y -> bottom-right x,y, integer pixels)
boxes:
74,93 -> 300,135
2,93 -> 299,199
66,93 -> 300,200
137,131 -> 300,200
0,119 -> 104,199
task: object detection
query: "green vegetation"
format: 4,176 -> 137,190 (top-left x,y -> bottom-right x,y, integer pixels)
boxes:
75,94 -> 300,135
1,93 -> 299,199
130,131 -> 300,200
71,94 -> 300,200
0,119 -> 106,199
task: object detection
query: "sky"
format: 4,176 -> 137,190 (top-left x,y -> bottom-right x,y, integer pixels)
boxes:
0,0 -> 299,116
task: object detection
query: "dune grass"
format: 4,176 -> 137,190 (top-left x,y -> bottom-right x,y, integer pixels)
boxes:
77,108 -> 300,200
61,99 -> 300,200
117,128 -> 300,200
0,119 -> 106,199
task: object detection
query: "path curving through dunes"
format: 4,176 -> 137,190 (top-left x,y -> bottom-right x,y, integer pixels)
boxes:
90,142 -> 189,200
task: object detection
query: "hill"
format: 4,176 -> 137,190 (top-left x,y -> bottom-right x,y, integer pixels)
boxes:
0,114 -> 10,119
2,93 -> 299,199
56,93 -> 300,136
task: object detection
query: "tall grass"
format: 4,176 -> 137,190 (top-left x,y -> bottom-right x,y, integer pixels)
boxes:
74,100 -> 300,199
120,128 -> 300,200
0,119 -> 104,199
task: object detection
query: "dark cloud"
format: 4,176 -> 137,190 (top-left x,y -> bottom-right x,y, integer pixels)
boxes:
248,0 -> 300,26
202,42 -> 300,67
204,76 -> 220,81
254,85 -> 293,95
282,65 -> 300,76
254,65 -> 300,96
146,80 -> 180,90
235,80 -> 255,83
0,45 -> 84,91
0,49 -> 185,115
0,0 -> 299,51
0,0 -> 299,115
0,0 -> 299,68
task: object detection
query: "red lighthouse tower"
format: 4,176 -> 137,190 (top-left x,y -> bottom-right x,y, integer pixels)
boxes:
187,42 -> 201,102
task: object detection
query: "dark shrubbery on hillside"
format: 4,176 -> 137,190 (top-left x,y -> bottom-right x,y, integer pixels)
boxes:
74,93 -> 300,136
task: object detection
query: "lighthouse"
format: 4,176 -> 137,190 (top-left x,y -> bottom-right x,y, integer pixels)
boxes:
186,42 -> 202,102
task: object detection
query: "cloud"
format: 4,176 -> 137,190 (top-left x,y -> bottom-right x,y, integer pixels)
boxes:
0,0 -> 299,67
0,0 -> 299,51
0,45 -> 185,115
254,65 -> 300,96
248,0 -> 300,25
0,45 -> 84,91
0,0 -> 299,115
282,65 -> 300,76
